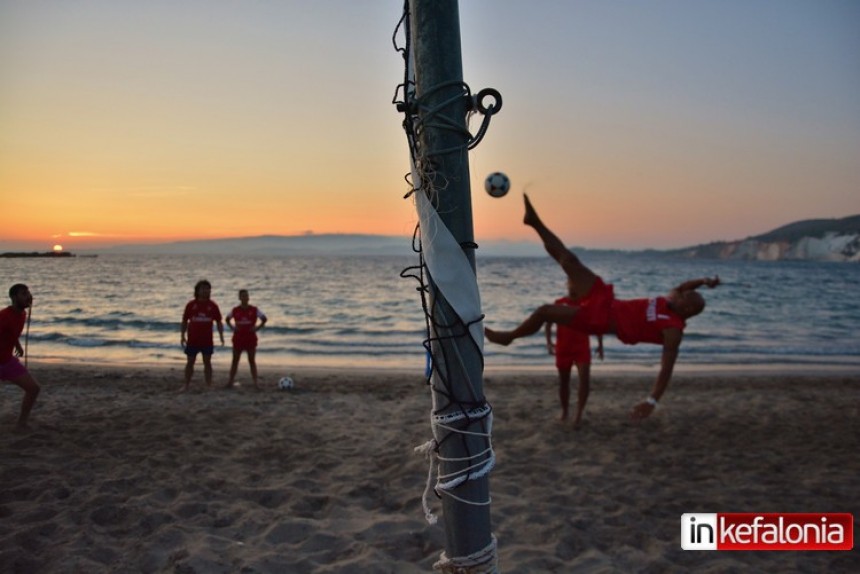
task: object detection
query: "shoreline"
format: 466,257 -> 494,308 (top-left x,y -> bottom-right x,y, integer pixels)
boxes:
21,357 -> 860,380
2,364 -> 858,572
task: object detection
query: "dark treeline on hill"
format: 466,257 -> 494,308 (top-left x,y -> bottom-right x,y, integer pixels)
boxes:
751,215 -> 860,242
1,251 -> 76,258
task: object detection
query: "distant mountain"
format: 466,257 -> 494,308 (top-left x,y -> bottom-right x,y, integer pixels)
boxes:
669,215 -> 860,262
94,234 -> 413,256
90,233 -> 547,257
87,215 -> 860,262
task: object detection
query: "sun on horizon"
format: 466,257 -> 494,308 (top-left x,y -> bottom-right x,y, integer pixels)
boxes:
52,244 -> 64,253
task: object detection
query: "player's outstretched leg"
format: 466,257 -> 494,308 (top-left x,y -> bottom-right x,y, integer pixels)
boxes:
485,303 -> 579,346
523,194 -> 598,295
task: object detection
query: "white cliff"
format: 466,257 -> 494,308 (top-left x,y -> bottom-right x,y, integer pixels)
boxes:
675,216 -> 860,262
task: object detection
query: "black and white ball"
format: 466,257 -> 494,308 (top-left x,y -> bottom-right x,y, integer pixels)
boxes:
278,376 -> 294,390
484,172 -> 511,198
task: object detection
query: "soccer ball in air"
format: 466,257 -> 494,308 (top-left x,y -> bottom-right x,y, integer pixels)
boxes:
278,376 -> 294,390
484,172 -> 510,198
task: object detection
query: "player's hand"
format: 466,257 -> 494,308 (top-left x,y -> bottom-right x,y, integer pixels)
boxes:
547,343 -> 555,355
629,401 -> 656,422
705,276 -> 720,288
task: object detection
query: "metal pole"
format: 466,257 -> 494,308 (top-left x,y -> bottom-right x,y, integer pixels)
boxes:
409,0 -> 493,560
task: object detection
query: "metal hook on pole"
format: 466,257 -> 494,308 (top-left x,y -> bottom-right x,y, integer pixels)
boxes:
473,88 -> 502,115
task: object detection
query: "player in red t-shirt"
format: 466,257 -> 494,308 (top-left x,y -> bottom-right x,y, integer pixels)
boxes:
484,195 -> 720,421
545,284 -> 604,427
180,280 -> 224,392
225,289 -> 268,390
0,284 -> 41,429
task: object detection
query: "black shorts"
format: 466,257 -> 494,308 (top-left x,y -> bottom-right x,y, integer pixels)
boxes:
184,345 -> 214,358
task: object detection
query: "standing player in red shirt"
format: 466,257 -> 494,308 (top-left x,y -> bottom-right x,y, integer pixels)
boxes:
545,282 -> 604,427
484,195 -> 720,421
0,284 -> 41,430
225,289 -> 267,390
180,280 -> 224,392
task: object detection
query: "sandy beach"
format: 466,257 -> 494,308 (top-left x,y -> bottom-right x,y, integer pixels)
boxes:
1,363 -> 858,573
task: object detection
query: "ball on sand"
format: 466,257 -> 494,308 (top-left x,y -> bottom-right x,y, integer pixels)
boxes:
278,376 -> 294,390
484,172 -> 511,198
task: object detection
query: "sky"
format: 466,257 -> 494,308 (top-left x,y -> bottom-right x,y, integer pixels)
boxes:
1,0 -> 859,251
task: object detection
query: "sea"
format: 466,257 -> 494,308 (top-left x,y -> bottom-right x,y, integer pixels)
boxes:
1,253 -> 859,373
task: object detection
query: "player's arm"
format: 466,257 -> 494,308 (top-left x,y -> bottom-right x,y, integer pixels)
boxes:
630,328 -> 682,421
595,334 -> 604,361
14,339 -> 24,357
180,315 -> 188,347
674,276 -> 720,293
256,311 -> 267,332
217,320 -> 225,345
544,323 -> 554,355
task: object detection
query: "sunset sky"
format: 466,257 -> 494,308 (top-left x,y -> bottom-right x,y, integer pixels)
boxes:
2,0 -> 859,251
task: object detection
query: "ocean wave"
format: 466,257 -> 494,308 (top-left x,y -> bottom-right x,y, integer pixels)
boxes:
9,253 -> 859,370
41,316 -> 177,333
66,337 -> 109,348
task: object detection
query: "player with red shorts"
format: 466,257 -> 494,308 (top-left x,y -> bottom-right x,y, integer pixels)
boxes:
1,284 -> 41,429
552,296 -> 593,369
545,292 -> 604,426
484,194 -> 720,421
225,289 -> 267,390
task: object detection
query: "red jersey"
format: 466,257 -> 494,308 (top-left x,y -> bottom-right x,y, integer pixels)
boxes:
0,306 -> 27,362
610,297 -> 685,345
182,299 -> 222,347
554,296 -> 591,365
227,305 -> 266,348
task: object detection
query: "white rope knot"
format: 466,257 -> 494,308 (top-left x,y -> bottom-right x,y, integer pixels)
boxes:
414,439 -> 436,457
414,438 -> 440,524
433,534 -> 498,574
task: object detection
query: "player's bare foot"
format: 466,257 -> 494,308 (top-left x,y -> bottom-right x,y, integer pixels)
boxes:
523,194 -> 540,228
484,328 -> 514,346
